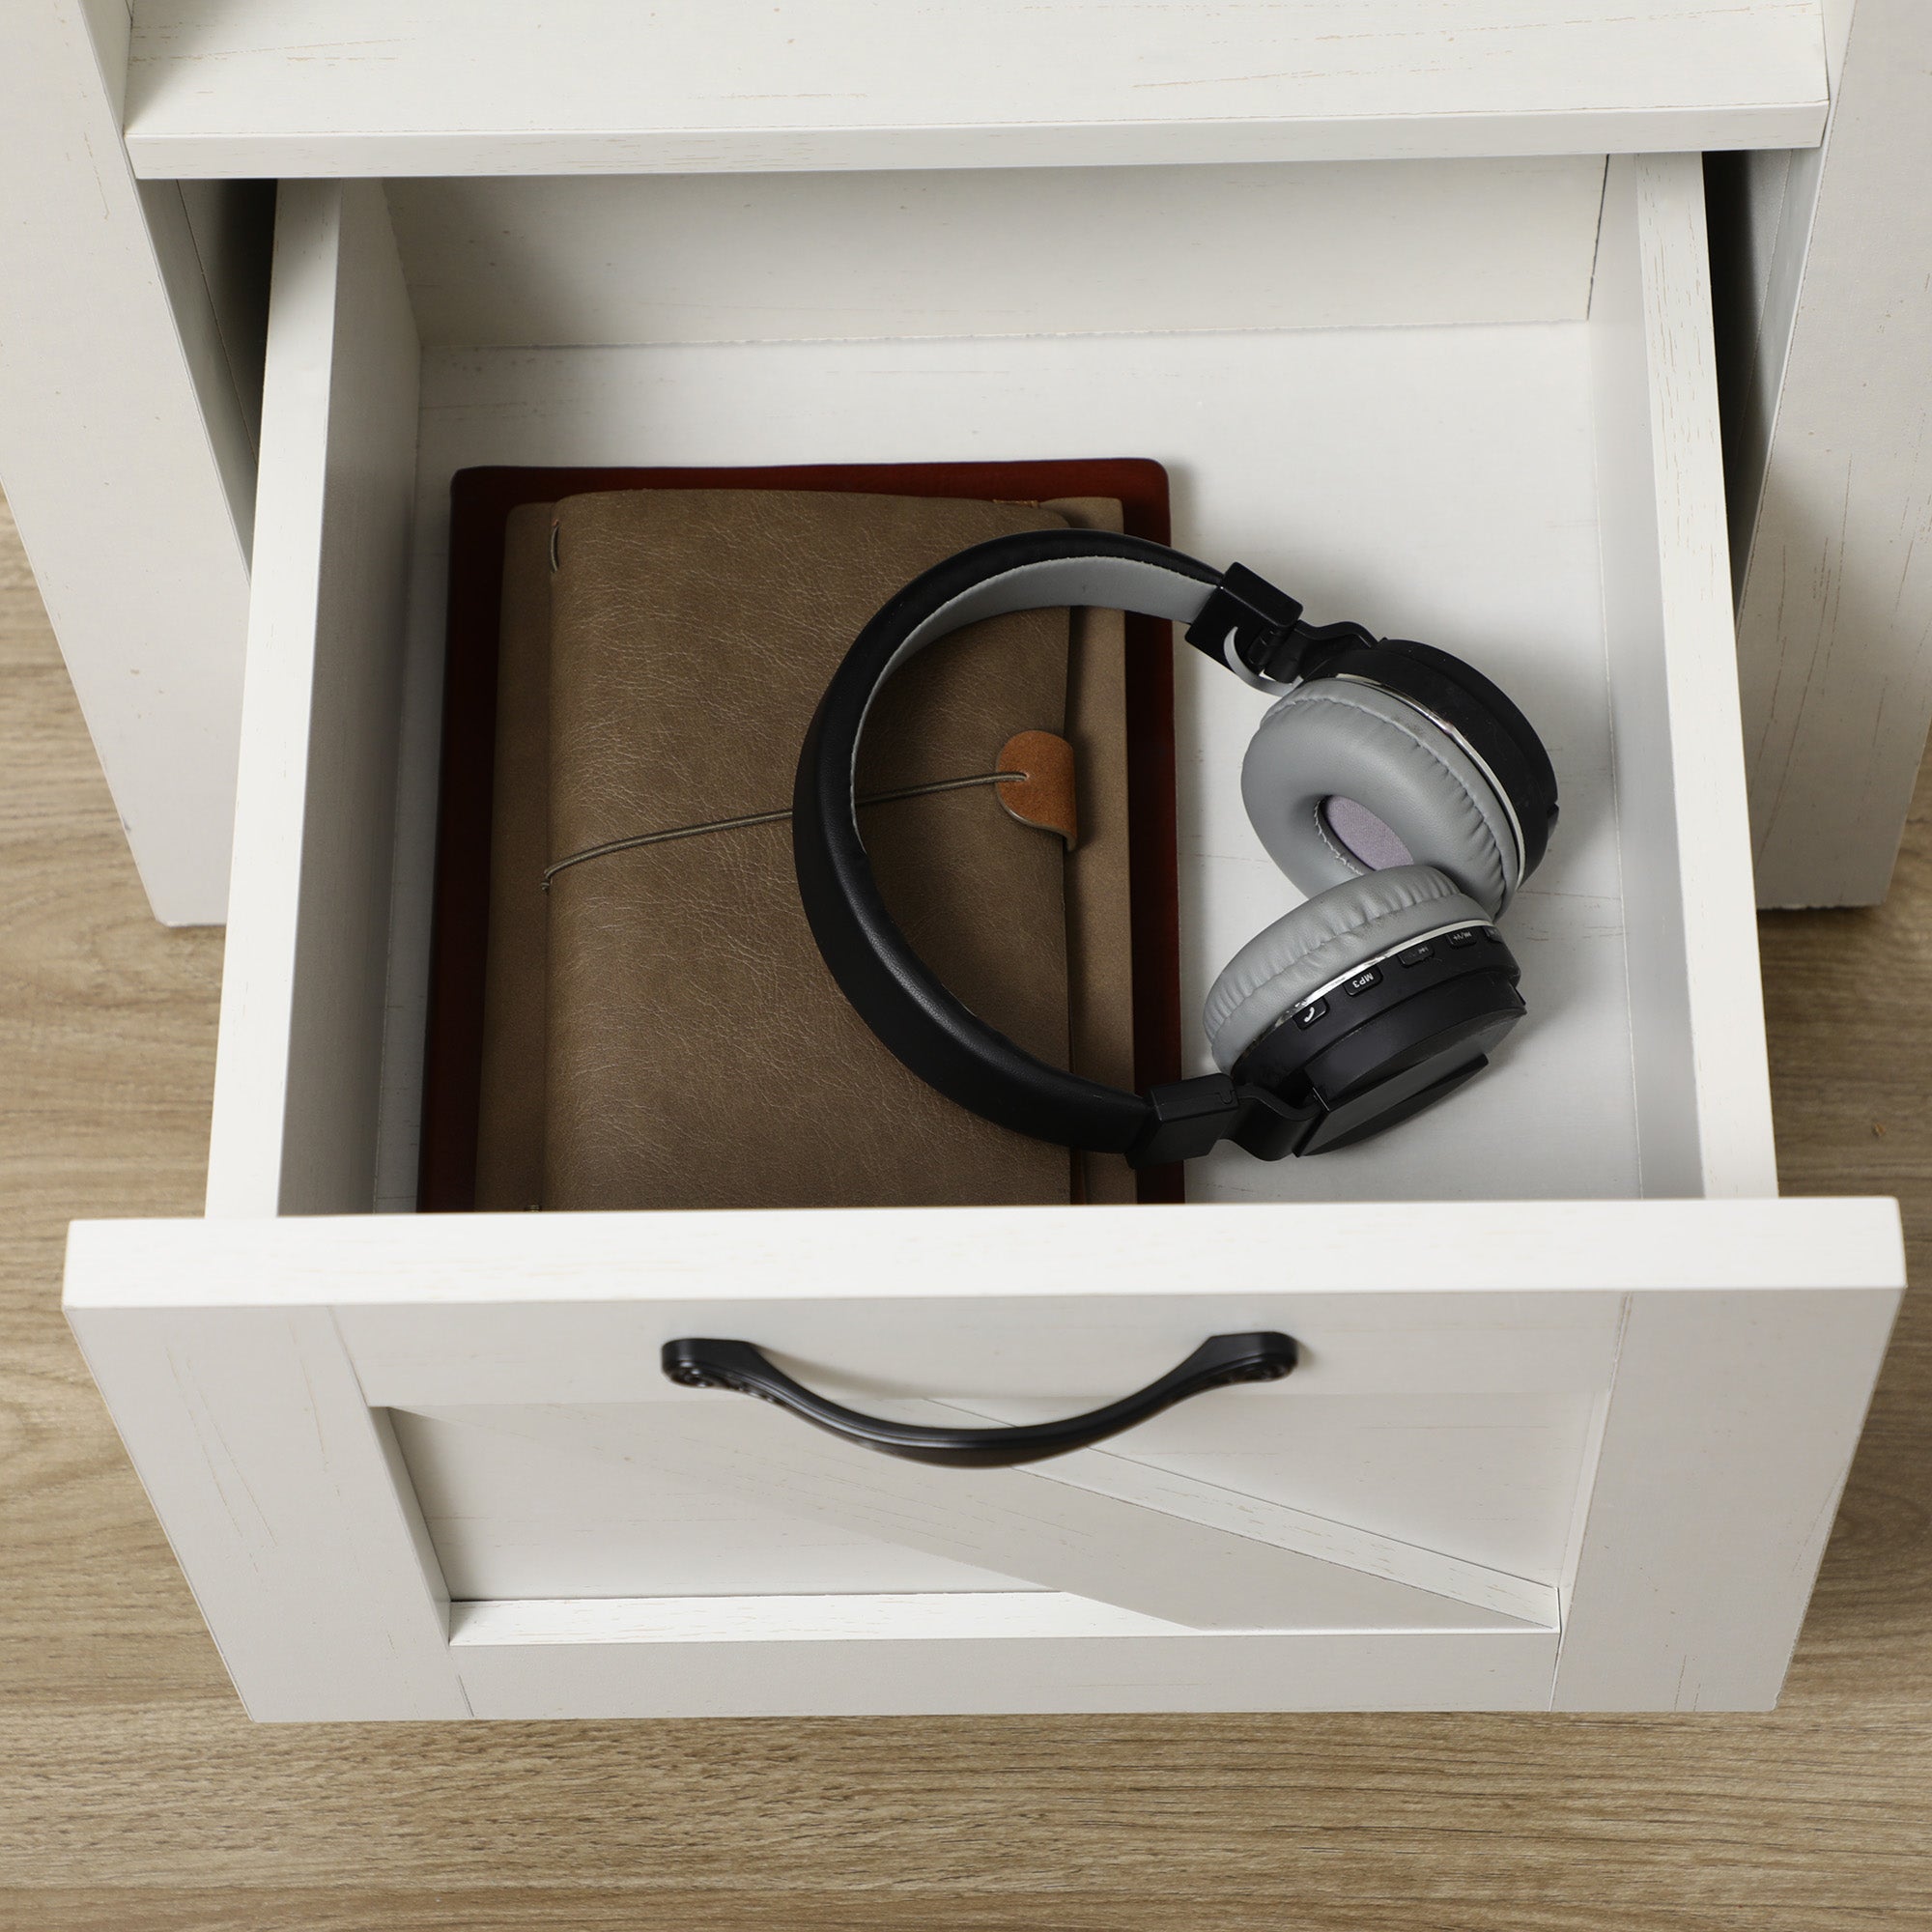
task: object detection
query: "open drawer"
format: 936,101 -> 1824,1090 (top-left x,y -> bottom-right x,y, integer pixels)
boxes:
65,156 -> 1903,1719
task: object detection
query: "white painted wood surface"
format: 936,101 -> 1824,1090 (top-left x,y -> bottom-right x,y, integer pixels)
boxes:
1590,156 -> 1776,1198
63,1201 -> 1903,1718
121,0 -> 1829,177
0,0 -> 250,924
908,1395 -> 1571,1621
63,1302 -> 469,1721
1728,0 -> 1932,906
390,1406 -> 1044,1600
447,1610 -> 1560,1720
393,1390 -> 1584,1615
204,181 -> 420,1216
403,1400 -> 1558,1631
1551,1284 -> 1900,1709
384,158 -> 1608,348
88,1196 -> 1834,1304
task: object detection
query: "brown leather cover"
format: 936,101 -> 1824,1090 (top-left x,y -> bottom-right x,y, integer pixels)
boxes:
472,502 -> 554,1210
543,489 -> 1078,1210
423,459 -> 1182,1213
470,488 -> 1147,1212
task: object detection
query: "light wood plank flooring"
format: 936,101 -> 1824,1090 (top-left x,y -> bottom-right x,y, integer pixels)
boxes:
1,490 -> 1926,1928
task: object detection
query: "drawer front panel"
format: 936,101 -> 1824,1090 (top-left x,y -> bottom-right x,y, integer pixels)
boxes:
66,1201 -> 1902,1718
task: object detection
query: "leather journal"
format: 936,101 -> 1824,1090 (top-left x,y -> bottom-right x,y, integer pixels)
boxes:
547,488 -> 1080,1210
422,462 -> 1182,1212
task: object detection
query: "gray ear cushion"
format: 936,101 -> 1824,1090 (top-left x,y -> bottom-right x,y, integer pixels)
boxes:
1202,864 -> 1492,1071
1241,680 -> 1519,917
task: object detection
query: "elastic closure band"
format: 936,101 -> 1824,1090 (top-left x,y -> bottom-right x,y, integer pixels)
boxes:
544,769 -> 1024,888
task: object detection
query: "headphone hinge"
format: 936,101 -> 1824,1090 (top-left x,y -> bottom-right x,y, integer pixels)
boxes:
1128,1075 -> 1319,1167
1183,564 -> 1305,688
1228,1084 -> 1318,1162
1185,564 -> 1378,690
1283,617 -> 1379,680
1127,1076 -> 1246,1167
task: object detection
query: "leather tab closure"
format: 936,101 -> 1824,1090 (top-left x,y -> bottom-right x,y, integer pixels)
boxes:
996,730 -> 1078,847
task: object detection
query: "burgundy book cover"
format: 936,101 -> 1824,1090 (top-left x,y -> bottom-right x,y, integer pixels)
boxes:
421,460 -> 1183,1211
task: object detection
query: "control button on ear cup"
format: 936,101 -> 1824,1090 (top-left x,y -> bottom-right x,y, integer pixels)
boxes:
1202,864 -> 1493,1071
1241,679 -> 1520,916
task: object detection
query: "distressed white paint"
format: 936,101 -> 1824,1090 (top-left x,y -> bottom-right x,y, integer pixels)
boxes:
204,181 -> 420,1216
63,1201 -> 1903,1717
122,0 -> 1828,177
1591,156 -> 1776,1198
1552,1284 -> 1901,1709
392,1390 -> 1586,1612
446,1604 -> 1560,1720
74,1197 -> 1904,1310
0,0 -> 250,923
384,158 -> 1609,348
63,1303 -> 469,1721
390,1405 -> 1044,1600
922,1395 -> 1569,1622
403,1399 -> 1557,1630
1730,0 -> 1932,905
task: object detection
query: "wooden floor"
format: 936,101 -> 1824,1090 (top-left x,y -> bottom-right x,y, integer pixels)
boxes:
2,486 -> 1927,1931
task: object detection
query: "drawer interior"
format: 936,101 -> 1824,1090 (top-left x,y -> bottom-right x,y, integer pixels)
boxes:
209,153 -> 1774,1221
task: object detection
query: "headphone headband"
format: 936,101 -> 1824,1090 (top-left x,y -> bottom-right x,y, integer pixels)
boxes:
792,529 -> 1309,1166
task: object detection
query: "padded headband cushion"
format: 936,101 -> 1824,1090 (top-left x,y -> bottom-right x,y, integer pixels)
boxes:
1202,864 -> 1492,1071
1242,679 -> 1520,917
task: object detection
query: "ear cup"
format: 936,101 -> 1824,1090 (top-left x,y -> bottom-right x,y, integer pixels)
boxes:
1241,679 -> 1520,916
1202,863 -> 1492,1071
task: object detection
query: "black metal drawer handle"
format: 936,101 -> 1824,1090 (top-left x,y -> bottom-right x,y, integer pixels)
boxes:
661,1332 -> 1297,1468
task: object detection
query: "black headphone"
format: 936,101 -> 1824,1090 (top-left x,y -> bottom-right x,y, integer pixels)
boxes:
793,530 -> 1558,1169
